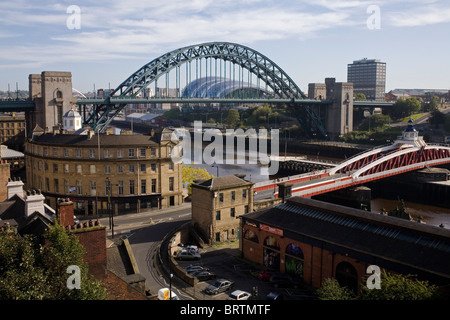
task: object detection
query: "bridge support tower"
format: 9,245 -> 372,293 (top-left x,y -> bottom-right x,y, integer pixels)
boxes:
27,71 -> 75,136
309,78 -> 353,140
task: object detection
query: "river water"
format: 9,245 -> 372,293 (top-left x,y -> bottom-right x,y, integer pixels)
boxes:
188,149 -> 450,229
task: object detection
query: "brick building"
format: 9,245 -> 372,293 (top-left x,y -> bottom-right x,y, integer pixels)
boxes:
191,175 -> 254,244
241,197 -> 450,293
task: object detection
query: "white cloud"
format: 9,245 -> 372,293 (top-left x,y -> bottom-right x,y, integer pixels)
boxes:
387,5 -> 450,27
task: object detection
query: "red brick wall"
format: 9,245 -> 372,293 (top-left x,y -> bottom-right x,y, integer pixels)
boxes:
241,224 -> 368,291
57,201 -> 74,227
73,227 -> 107,280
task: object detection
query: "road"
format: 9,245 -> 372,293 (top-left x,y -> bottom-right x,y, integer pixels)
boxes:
97,204 -> 194,299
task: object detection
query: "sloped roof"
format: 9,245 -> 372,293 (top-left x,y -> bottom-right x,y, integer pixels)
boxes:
243,197 -> 450,280
194,174 -> 253,191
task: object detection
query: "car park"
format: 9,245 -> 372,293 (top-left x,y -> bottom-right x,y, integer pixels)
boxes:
258,269 -> 275,281
184,265 -> 208,274
266,292 -> 284,300
228,290 -> 252,300
191,270 -> 216,281
269,274 -> 302,289
205,279 -> 234,295
174,249 -> 201,261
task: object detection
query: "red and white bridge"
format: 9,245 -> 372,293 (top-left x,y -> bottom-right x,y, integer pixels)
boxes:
254,120 -> 450,198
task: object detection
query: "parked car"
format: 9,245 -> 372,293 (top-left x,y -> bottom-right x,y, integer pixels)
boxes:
228,290 -> 252,300
205,279 -> 234,295
258,269 -> 275,281
191,270 -> 216,281
184,265 -> 208,274
266,292 -> 284,300
269,274 -> 302,289
174,249 -> 201,261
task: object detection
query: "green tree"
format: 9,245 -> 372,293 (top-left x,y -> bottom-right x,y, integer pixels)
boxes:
392,98 -> 421,120
316,278 -> 356,300
423,95 -> 439,112
354,93 -> 367,101
0,232 -> 49,299
182,165 -> 214,194
226,109 -> 240,128
360,270 -> 440,300
42,221 -> 108,300
0,223 -> 107,300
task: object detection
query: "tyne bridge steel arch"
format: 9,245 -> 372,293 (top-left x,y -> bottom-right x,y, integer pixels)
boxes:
82,42 -> 324,133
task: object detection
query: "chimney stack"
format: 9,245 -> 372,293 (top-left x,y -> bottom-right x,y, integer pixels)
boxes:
57,198 -> 74,227
24,189 -> 45,217
7,177 -> 24,199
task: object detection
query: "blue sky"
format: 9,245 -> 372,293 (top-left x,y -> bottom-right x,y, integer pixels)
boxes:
0,0 -> 449,94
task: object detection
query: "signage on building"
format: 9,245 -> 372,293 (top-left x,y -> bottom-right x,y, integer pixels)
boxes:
260,223 -> 283,236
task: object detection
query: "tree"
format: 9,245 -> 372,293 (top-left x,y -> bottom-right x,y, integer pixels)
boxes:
423,95 -> 439,112
42,221 -> 108,300
182,165 -> 214,194
316,278 -> 356,300
360,270 -> 440,300
0,223 -> 107,300
391,98 -> 421,120
226,109 -> 240,128
354,93 -> 367,101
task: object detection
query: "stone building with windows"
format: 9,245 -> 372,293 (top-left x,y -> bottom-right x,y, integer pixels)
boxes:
24,127 -> 182,216
0,112 -> 26,150
191,175 -> 254,244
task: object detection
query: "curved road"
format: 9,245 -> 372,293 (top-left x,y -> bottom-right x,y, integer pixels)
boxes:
100,204 -> 193,299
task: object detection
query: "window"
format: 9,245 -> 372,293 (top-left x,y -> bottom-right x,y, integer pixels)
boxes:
53,148 -> 58,157
244,205 -> 249,214
53,163 -> 58,173
104,165 -> 111,174
53,178 -> 59,193
117,165 -> 123,174
169,177 -> 174,192
151,163 -> 156,172
64,164 -> 69,173
169,162 -> 174,171
140,164 -> 146,173
215,232 -> 221,242
64,179 -> 69,194
118,181 -> 124,195
76,180 -> 82,195
129,180 -> 135,194
64,149 -> 69,157
141,179 -> 146,194
151,179 -> 157,193
104,149 -> 110,158
90,165 -> 96,174
230,207 -> 235,217
242,189 -> 247,198
76,164 -> 82,174
105,180 -> 111,196
129,164 -> 135,173
89,181 -> 97,196
231,191 -> 235,200
215,210 -> 221,220
140,148 -> 146,157
117,149 -> 123,158
151,148 -> 156,157
89,149 -> 95,159
76,149 -> 81,158
128,149 -> 135,158
219,193 -> 223,202
45,178 -> 49,192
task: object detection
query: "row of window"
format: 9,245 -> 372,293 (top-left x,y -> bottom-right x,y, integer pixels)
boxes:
32,161 -> 174,174
215,205 -> 249,220
218,189 -> 247,202
0,122 -> 24,128
30,146 -> 163,159
39,177 -> 175,196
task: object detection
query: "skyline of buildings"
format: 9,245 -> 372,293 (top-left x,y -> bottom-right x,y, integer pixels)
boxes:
347,58 -> 387,101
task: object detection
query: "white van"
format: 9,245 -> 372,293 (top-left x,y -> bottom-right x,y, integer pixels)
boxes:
157,288 -> 180,300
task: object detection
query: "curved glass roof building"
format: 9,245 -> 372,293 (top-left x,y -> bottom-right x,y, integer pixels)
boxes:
181,77 -> 270,99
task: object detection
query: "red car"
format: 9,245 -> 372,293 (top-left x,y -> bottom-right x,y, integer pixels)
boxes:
258,270 -> 275,281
